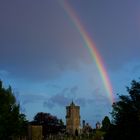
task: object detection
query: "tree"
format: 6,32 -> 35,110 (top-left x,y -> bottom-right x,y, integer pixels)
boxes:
0,80 -> 27,140
105,80 -> 140,140
101,116 -> 111,131
94,130 -> 105,140
32,112 -> 65,137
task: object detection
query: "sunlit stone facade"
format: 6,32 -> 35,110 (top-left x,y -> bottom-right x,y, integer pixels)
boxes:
66,101 -> 80,135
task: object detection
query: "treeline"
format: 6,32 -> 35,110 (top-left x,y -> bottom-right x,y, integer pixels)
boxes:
0,80 -> 65,140
31,112 -> 65,137
1,79 -> 140,140
94,80 -> 140,140
103,80 -> 140,140
0,81 -> 28,140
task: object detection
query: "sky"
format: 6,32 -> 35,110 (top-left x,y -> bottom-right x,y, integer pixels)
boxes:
0,0 -> 140,127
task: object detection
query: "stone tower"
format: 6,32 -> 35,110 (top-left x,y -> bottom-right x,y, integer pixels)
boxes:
66,101 -> 80,135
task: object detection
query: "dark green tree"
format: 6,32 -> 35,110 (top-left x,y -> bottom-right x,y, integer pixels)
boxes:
105,80 -> 140,140
0,80 -> 27,140
101,116 -> 111,131
32,112 -> 65,137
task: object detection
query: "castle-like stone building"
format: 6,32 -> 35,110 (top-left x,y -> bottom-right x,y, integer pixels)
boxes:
66,101 -> 80,135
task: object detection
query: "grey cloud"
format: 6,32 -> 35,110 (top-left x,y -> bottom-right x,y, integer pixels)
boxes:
70,86 -> 78,94
17,93 -> 46,114
18,86 -> 78,109
43,101 -> 55,109
50,94 -> 70,106
46,83 -> 61,89
0,70 -> 9,77
132,64 -> 140,73
43,87 -> 93,108
20,94 -> 46,105
0,1 -> 89,81
61,88 -> 69,95
44,93 -> 88,108
0,0 -> 140,81
43,88 -> 72,108
91,89 -> 108,101
75,98 -> 86,107
92,88 -> 101,95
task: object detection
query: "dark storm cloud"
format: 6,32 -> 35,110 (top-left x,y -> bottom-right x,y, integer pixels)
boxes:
71,0 -> 140,70
0,0 -> 89,80
0,0 -> 140,81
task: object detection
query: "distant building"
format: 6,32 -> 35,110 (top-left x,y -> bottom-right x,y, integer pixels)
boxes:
82,121 -> 92,135
96,121 -> 101,129
82,120 -> 86,128
66,101 -> 80,135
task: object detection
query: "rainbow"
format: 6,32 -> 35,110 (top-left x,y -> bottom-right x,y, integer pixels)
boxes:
61,1 -> 114,104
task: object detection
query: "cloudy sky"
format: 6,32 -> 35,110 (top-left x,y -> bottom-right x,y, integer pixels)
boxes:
0,0 -> 140,127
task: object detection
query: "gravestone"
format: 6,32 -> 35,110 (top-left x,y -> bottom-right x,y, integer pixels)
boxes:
28,125 -> 43,140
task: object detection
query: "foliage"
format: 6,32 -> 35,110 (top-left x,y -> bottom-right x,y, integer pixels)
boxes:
101,116 -> 111,131
0,80 -> 27,140
104,80 -> 140,140
32,112 -> 65,137
93,130 -> 105,140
